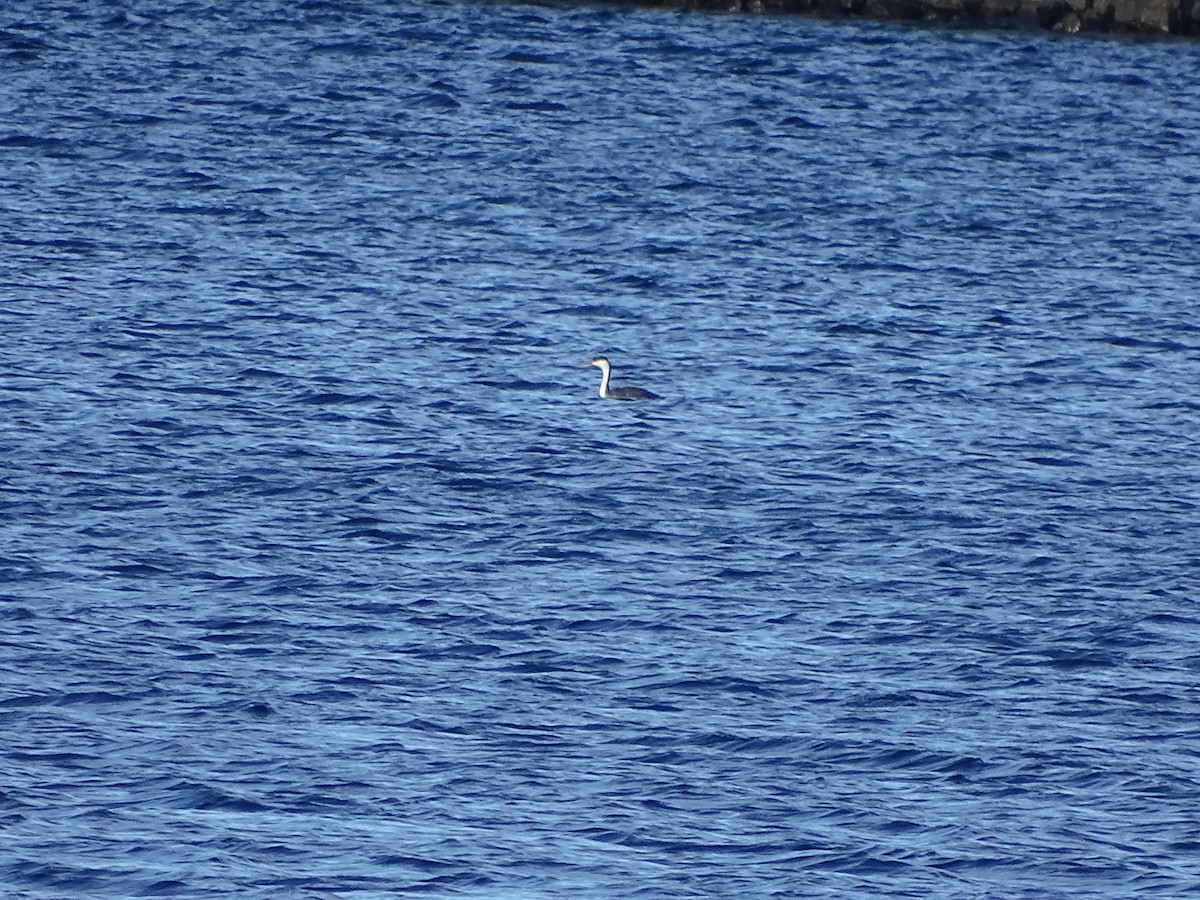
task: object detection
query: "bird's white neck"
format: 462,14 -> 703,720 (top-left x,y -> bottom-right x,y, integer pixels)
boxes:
594,360 -> 612,398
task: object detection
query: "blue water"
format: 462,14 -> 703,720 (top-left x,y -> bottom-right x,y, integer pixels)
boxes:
4,1 -> 1200,896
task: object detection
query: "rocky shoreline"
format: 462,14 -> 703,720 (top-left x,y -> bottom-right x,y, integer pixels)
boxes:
593,0 -> 1195,36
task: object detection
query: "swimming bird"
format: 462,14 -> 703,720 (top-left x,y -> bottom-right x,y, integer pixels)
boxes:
579,356 -> 661,400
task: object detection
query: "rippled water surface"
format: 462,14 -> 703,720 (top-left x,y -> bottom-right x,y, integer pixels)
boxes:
3,1 -> 1200,896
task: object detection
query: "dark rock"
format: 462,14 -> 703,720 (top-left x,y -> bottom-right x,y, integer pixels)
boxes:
1054,9 -> 1083,28
599,0 -> 1197,35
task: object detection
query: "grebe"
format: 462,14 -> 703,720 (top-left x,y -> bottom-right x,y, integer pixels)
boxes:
579,356 -> 661,400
